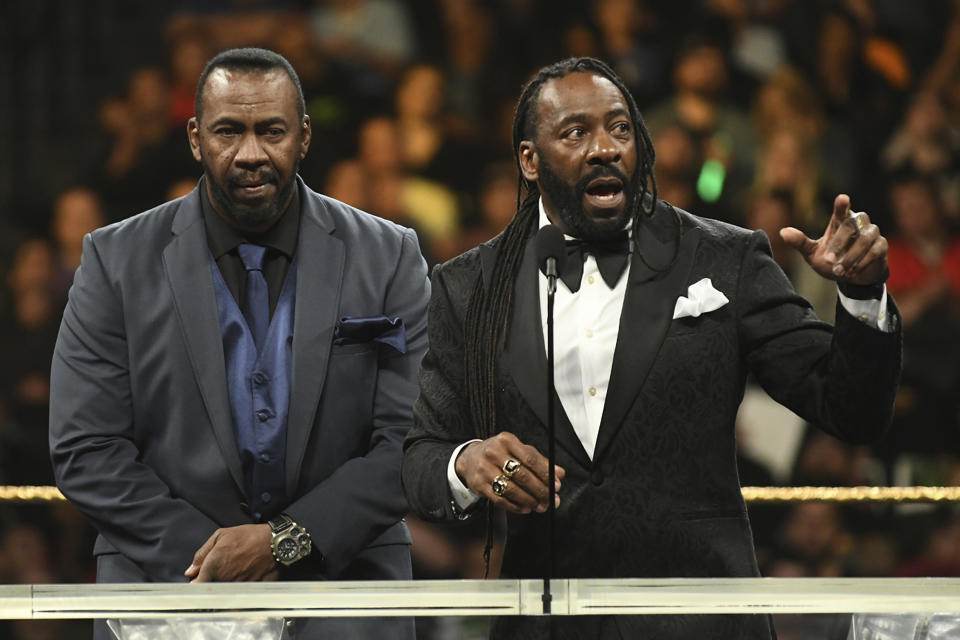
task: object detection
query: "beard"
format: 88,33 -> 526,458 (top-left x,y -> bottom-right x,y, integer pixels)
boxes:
537,158 -> 640,242
201,156 -> 299,230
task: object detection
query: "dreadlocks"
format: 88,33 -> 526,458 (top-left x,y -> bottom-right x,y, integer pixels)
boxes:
463,57 -> 658,572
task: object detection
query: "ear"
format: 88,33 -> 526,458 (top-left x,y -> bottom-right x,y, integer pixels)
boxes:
187,117 -> 202,163
518,140 -> 539,182
300,115 -> 312,159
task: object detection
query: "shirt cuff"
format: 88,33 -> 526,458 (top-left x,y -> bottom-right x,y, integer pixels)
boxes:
837,284 -> 891,332
447,440 -> 482,511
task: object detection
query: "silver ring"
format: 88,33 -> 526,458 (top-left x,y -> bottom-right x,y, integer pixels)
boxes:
492,475 -> 509,497
850,211 -> 868,236
502,458 -> 521,478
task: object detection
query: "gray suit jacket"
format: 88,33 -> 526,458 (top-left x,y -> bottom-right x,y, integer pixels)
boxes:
403,201 -> 901,639
50,179 -> 429,635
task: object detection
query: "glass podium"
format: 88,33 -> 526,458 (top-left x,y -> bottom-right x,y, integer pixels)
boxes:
107,618 -> 290,640
1,579 -> 958,640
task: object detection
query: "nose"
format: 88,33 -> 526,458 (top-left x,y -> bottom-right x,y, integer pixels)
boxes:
586,130 -> 621,166
235,132 -> 268,168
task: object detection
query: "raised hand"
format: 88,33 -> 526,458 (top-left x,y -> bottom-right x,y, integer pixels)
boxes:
779,194 -> 889,286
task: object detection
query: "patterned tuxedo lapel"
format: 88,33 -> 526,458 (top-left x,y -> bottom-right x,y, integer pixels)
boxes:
593,204 -> 701,461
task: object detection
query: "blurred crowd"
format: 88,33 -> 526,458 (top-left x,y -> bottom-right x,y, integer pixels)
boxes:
2,0 -> 960,638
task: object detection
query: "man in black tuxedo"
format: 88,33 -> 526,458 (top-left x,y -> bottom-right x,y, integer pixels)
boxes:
402,57 -> 900,639
50,48 -> 428,639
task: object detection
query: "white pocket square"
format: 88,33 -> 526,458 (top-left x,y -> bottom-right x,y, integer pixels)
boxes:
673,278 -> 729,319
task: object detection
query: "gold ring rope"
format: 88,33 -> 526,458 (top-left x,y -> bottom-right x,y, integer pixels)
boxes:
3,485 -> 960,504
741,485 -> 960,503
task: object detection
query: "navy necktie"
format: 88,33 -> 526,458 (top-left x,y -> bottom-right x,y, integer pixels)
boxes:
560,232 -> 631,293
237,243 -> 269,351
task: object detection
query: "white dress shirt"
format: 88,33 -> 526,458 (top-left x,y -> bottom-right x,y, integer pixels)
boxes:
447,200 -> 889,509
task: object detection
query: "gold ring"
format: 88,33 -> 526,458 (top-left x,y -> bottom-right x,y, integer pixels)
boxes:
492,475 -> 509,496
850,211 -> 868,235
502,458 -> 521,478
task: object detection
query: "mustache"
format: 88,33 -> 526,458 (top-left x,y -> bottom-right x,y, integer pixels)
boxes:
575,166 -> 629,193
227,169 -> 278,187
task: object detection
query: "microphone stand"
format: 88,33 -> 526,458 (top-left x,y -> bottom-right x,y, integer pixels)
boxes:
543,257 -> 558,619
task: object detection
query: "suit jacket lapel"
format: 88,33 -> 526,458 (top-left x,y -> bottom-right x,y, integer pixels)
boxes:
285,187 -> 344,494
593,203 -> 701,460
499,236 -> 592,467
163,188 -> 245,492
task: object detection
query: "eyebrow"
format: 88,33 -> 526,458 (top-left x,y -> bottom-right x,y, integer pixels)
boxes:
555,107 -> 631,130
208,116 -> 290,129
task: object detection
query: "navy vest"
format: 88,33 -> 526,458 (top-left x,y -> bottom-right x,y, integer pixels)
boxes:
212,256 -> 296,522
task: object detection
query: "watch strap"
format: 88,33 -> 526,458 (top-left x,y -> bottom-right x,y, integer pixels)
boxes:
268,514 -> 292,534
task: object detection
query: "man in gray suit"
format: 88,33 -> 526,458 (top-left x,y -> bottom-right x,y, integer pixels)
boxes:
50,48 -> 428,639
402,57 -> 900,639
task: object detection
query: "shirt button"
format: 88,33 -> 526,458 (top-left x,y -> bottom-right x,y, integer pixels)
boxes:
256,408 -> 271,421
261,492 -> 272,503
253,372 -> 267,385
588,386 -> 597,396
587,275 -> 595,285
585,329 -> 594,339
253,511 -> 262,521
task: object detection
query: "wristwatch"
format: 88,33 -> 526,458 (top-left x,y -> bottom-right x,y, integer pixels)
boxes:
268,514 -> 312,566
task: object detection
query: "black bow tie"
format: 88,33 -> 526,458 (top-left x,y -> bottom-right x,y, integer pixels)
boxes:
561,232 -> 631,292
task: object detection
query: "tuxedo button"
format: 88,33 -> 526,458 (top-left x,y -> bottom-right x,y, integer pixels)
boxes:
261,492 -> 272,503
256,408 -> 271,421
587,275 -> 595,285
591,469 -> 604,485
588,386 -> 597,396
259,453 -> 270,463
253,372 -> 267,385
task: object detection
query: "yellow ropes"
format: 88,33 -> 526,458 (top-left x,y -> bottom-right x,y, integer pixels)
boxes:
4,485 -> 960,504
0,486 -> 66,502
741,485 -> 960,503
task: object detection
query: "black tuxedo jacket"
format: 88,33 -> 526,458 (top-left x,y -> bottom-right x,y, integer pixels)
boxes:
403,201 -> 901,639
50,179 -> 429,638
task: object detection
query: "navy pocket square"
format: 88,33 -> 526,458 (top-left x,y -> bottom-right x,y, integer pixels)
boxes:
334,316 -> 407,354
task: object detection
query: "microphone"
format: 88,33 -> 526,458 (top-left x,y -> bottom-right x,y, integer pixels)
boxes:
535,224 -> 567,294
534,224 -> 566,618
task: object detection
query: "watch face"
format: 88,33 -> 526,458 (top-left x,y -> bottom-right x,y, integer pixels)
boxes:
277,537 -> 300,561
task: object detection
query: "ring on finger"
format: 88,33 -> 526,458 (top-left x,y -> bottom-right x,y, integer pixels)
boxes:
492,474 -> 510,496
850,211 -> 868,236
502,458 -> 521,478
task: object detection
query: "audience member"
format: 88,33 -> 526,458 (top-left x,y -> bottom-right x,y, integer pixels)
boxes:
0,239 -> 60,485
48,187 -> 106,306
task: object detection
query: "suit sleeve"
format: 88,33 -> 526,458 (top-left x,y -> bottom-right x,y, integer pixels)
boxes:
49,233 -> 218,580
284,227 -> 431,578
737,229 -> 902,443
401,260 -> 478,522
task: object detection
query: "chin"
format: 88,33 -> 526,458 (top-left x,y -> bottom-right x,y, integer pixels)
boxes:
226,203 -> 282,229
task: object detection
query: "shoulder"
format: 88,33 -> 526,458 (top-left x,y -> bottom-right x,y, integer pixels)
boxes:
432,231 -> 500,283
423,236 -> 496,313
302,186 -> 413,248
86,196 -> 186,259
671,203 -> 758,246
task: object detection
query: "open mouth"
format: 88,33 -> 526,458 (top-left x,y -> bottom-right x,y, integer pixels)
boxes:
584,178 -> 624,208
